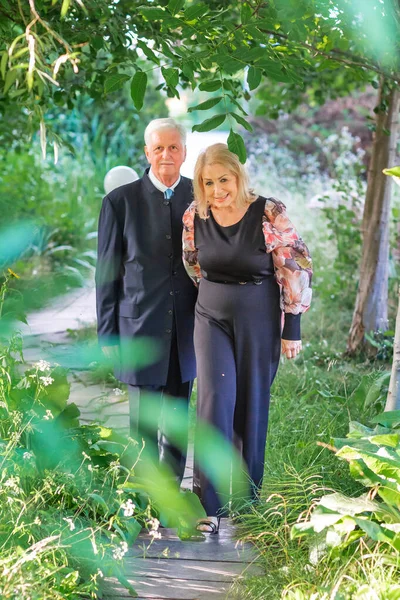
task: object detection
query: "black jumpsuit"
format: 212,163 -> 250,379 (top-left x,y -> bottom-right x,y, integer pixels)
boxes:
193,198 -> 282,516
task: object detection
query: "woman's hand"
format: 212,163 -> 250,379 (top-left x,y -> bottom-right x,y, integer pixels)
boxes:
281,339 -> 302,359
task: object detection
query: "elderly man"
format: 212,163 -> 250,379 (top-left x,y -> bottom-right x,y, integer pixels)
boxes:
95,118 -> 196,482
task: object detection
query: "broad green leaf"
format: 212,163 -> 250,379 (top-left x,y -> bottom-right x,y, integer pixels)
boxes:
104,73 -> 130,94
192,114 -> 226,132
188,97 -> 223,112
199,80 -> 222,92
184,3 -> 208,21
319,492 -> 380,516
247,66 -> 262,90
230,112 -> 253,132
137,41 -> 159,65
241,3 -> 252,24
337,446 -> 400,483
227,129 -> 246,164
369,433 -> 399,447
378,481 -> 400,507
168,0 -> 185,15
161,66 -> 179,88
354,517 -> 398,547
130,71 -> 147,111
371,410 -> 400,427
347,420 -> 375,438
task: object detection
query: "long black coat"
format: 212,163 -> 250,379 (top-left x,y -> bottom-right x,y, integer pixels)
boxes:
95,170 -> 197,385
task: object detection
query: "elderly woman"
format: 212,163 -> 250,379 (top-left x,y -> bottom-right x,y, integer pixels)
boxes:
182,144 -> 312,533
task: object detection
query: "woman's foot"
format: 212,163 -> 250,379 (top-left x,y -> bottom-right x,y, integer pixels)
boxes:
196,516 -> 221,534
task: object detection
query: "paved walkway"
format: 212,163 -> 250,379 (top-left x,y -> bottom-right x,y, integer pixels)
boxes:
22,286 -> 261,599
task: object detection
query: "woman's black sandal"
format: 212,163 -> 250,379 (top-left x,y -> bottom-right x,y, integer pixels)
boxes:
196,517 -> 221,535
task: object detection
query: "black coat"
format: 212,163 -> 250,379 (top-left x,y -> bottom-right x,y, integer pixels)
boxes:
95,170 -> 197,385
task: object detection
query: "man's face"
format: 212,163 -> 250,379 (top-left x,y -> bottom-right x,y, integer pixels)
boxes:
145,128 -> 186,186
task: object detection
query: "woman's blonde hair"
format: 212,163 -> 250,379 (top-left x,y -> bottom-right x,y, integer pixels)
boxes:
193,143 -> 256,219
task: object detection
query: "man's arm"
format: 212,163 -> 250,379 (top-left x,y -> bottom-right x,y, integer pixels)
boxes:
95,195 -> 123,347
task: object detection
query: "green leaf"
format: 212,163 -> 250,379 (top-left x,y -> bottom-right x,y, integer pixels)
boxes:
227,129 -> 247,164
168,0 -> 185,15
192,114 -> 226,132
371,409 -> 400,427
230,112 -> 253,132
383,167 -> 400,178
137,40 -> 159,65
4,69 -> 18,94
104,73 -> 130,94
61,0 -> 71,18
184,3 -> 208,21
369,433 -> 399,448
199,80 -> 222,92
88,493 -> 109,510
161,66 -> 179,88
188,97 -> 223,112
241,3 -> 252,24
1,52 -> 7,80
213,53 -> 243,75
247,66 -> 262,90
319,492 -> 380,516
140,6 -> 167,19
354,517 -> 398,547
130,71 -> 147,110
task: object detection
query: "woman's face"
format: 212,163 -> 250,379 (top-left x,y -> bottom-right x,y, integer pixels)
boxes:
202,163 -> 238,209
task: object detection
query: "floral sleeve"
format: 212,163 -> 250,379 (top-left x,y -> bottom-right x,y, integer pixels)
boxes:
262,198 -> 312,316
182,201 -> 202,286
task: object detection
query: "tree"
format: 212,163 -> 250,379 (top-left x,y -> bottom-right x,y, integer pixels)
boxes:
1,0 -> 400,354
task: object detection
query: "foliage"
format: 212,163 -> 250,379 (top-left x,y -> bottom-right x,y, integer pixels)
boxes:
288,410 -> 400,598
0,1 -> 399,161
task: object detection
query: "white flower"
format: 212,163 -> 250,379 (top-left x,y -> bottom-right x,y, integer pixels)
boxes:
43,409 -> 54,421
121,499 -> 135,517
34,516 -> 42,525
113,388 -> 125,396
87,464 -> 93,472
35,360 -> 51,371
0,401 -> 7,409
23,452 -> 33,460
82,452 -> 91,461
112,541 -> 128,560
40,376 -> 54,387
149,530 -> 162,539
97,569 -> 104,578
63,517 -> 76,531
4,476 -> 19,490
148,518 -> 159,531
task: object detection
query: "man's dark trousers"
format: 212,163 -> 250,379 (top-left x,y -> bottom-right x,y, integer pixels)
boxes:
128,323 -> 192,483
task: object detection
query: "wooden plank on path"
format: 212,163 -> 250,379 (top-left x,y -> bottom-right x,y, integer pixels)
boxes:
122,558 -> 262,580
104,521 -> 261,599
103,577 -> 230,599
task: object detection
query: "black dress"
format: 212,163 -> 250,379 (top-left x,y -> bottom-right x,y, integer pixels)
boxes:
193,198 -> 282,516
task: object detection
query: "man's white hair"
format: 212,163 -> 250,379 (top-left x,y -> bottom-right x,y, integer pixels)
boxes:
144,118 -> 187,146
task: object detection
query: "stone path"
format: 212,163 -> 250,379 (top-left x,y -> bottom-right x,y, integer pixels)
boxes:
22,286 -> 261,599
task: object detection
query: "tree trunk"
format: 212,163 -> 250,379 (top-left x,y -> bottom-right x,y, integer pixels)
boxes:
347,83 -> 400,355
385,285 -> 400,411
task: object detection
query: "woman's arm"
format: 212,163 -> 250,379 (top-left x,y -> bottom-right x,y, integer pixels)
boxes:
262,197 -> 313,342
182,202 -> 202,286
